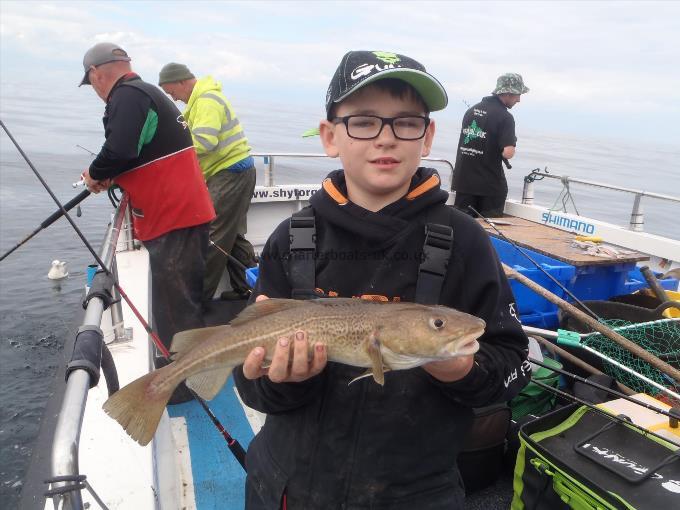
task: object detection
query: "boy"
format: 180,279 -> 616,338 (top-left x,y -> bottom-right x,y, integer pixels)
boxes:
234,50 -> 530,509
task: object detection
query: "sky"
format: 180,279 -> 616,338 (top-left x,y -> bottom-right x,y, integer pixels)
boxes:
1,0 -> 679,146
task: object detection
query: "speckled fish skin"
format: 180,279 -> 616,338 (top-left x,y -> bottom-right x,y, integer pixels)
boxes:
164,297 -> 485,385
103,298 -> 485,445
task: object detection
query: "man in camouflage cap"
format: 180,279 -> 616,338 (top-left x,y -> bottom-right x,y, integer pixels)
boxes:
493,72 -> 530,95
451,72 -> 529,217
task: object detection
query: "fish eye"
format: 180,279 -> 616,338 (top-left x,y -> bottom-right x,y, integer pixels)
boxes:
430,318 -> 445,330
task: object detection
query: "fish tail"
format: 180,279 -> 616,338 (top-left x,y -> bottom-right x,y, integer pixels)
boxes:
102,367 -> 176,446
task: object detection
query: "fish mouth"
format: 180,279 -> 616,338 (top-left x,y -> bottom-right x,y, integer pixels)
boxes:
440,330 -> 483,357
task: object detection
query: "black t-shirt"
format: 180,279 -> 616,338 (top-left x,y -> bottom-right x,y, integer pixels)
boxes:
451,95 -> 516,197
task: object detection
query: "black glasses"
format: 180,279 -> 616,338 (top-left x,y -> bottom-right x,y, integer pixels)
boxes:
332,115 -> 430,140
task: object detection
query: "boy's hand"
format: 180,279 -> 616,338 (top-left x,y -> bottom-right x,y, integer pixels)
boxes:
423,355 -> 474,383
243,293 -> 328,382
242,330 -> 327,382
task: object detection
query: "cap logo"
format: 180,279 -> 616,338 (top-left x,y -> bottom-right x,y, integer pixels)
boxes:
350,51 -> 403,81
372,51 -> 400,64
351,62 -> 399,81
111,48 -> 128,58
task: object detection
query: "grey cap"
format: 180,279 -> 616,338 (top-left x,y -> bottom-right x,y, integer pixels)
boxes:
158,63 -> 195,85
79,42 -> 131,86
492,73 -> 529,95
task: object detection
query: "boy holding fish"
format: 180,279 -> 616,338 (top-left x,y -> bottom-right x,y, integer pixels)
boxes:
235,51 -> 530,508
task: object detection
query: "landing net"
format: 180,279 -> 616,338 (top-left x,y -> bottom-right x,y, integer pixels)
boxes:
583,318 -> 680,405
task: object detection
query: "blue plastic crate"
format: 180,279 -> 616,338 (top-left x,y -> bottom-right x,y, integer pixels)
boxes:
490,238 -> 576,328
623,267 -> 679,294
515,310 -> 561,329
245,266 -> 259,288
569,261 -> 637,302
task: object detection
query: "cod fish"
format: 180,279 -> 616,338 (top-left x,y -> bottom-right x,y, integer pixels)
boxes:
103,298 -> 485,445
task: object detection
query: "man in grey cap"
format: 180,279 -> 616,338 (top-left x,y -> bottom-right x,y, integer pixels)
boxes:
158,62 -> 257,303
451,73 -> 529,218
79,42 -> 216,402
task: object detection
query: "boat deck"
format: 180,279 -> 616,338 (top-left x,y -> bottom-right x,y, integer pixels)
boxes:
479,217 -> 649,266
166,300 -> 255,510
167,379 -> 253,509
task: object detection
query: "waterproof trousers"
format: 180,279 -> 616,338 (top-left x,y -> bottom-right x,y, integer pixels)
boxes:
204,166 -> 257,300
453,192 -> 506,218
144,223 -> 209,357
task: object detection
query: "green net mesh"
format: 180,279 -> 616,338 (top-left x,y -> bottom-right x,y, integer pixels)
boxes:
582,318 -> 680,405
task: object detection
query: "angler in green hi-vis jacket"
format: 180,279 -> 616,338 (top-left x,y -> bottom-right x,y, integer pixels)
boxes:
159,63 -> 257,302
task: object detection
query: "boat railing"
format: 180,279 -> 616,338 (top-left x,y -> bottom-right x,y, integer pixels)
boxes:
521,168 -> 680,232
251,152 -> 455,187
47,195 -> 130,510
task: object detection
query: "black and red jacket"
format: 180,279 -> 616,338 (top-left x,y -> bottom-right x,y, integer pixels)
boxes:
235,168 -> 530,509
89,74 -> 215,241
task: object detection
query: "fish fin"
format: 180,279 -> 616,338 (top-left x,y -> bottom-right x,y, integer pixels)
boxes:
229,299 -> 307,326
349,369 -> 376,385
367,332 -> 385,386
348,367 -> 392,386
102,366 -> 176,446
185,366 -> 234,401
170,325 -> 230,355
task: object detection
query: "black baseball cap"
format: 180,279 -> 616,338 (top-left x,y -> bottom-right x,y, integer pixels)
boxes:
79,42 -> 131,86
325,50 -> 448,116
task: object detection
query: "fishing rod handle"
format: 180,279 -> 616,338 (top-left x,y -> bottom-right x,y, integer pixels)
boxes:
556,329 -> 582,348
229,441 -> 247,470
41,189 -> 91,229
640,266 -> 670,303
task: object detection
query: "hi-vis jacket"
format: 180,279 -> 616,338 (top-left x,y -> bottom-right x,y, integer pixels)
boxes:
183,76 -> 252,179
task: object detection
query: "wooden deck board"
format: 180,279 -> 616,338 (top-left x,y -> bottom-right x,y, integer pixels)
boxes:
478,217 -> 649,266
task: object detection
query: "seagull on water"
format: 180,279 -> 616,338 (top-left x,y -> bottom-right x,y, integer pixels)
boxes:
47,260 -> 69,280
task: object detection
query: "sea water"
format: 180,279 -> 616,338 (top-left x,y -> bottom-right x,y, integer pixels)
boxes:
1,82 -> 679,506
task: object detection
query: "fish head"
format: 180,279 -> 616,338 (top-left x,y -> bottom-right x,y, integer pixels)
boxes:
376,304 -> 485,370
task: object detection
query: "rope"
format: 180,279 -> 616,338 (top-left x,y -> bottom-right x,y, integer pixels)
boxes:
549,175 -> 581,215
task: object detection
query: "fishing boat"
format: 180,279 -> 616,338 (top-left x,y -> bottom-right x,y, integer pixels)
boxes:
18,154 -> 680,510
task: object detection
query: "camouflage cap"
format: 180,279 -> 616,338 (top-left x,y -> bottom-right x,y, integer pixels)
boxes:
492,73 -> 529,95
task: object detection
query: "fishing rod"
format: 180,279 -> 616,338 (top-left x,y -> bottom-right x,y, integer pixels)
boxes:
469,205 -> 602,322
506,261 -> 680,384
529,356 -> 680,422
526,330 -> 636,395
0,189 -> 91,262
0,118 -> 247,470
76,144 -> 97,156
530,378 -> 680,447
209,239 -> 254,288
557,328 -> 680,402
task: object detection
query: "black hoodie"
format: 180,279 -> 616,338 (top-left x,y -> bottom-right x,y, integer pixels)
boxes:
235,168 -> 529,509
